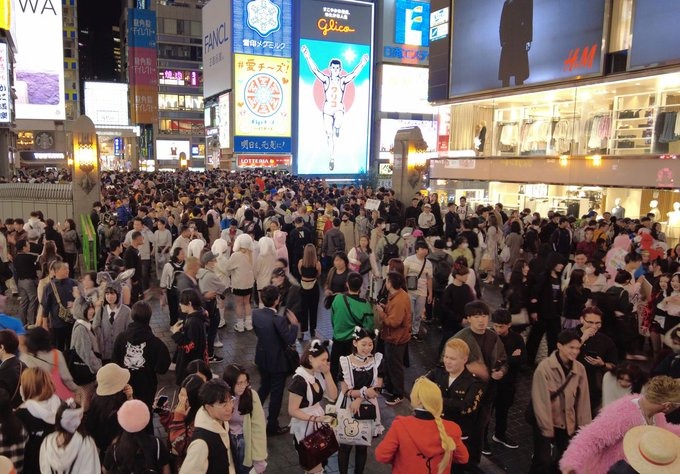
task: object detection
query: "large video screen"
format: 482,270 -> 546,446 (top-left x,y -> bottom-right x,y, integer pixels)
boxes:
295,0 -> 374,176
449,0 -> 606,98
629,0 -> 680,69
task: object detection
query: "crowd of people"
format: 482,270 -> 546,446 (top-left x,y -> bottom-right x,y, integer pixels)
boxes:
0,169 -> 678,474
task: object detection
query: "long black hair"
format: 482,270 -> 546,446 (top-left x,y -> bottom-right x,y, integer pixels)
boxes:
223,364 -> 253,416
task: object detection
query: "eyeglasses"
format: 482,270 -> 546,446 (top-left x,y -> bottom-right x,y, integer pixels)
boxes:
214,396 -> 236,407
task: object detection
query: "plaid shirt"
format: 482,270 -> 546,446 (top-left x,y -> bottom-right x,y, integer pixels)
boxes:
0,425 -> 28,473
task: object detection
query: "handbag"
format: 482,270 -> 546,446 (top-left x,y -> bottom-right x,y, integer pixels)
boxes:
323,294 -> 335,310
355,402 -> 377,421
50,281 -> 75,324
334,396 -> 372,446
480,252 -> 494,272
50,349 -> 75,400
301,278 -> 317,290
499,245 -> 511,263
64,347 -> 96,386
511,308 -> 530,326
406,259 -> 426,291
297,421 -> 339,470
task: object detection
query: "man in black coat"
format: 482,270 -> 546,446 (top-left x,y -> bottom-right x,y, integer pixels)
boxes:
252,285 -> 299,436
287,217 -> 313,279
124,230 -> 143,303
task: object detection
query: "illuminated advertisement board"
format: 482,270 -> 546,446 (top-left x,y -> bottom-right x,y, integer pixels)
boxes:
382,0 -> 430,66
379,118 -> 437,159
237,154 -> 292,167
629,0 -> 680,69
203,0 -> 232,98
233,0 -> 292,57
234,54 -> 291,143
218,92 -> 231,149
296,0 -> 374,175
12,0 -> 65,120
0,42 -> 10,124
156,139 -> 190,161
128,8 -> 158,124
449,0 -> 606,98
84,82 -> 129,127
381,64 -> 432,114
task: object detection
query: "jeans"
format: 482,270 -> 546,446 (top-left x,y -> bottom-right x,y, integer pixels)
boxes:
17,278 -> 38,326
257,368 -> 287,430
383,341 -> 407,398
229,433 -> 250,474
409,293 -> 426,335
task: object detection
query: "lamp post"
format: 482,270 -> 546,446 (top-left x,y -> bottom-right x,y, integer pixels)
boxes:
71,115 -> 101,231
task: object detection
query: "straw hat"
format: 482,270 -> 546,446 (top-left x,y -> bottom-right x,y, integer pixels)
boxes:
623,425 -> 680,473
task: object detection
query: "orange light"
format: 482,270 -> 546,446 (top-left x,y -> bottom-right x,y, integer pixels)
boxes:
559,155 -> 569,167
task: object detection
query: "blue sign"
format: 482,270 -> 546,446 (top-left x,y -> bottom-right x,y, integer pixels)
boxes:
233,0 -> 292,57
127,9 -> 157,49
395,0 -> 430,47
113,137 -> 123,156
234,136 -> 291,153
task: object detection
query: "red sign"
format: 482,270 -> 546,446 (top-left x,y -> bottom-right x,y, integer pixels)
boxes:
237,154 -> 292,168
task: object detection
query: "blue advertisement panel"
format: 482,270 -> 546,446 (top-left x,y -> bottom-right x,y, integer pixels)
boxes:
296,0 -> 374,176
629,0 -> 680,69
382,0 -> 430,66
234,136 -> 291,153
127,9 -> 157,49
449,0 -> 606,98
233,0 -> 292,57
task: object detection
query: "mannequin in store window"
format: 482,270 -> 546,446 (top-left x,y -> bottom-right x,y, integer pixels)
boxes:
649,200 -> 661,222
666,202 -> 680,240
611,198 -> 625,219
498,0 -> 533,87
474,121 -> 487,155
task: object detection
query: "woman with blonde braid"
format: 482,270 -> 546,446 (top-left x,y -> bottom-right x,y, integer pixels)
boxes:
375,377 -> 469,473
225,234 -> 256,332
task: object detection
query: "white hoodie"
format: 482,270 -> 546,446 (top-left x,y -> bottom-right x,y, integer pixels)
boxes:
39,431 -> 101,473
20,394 -> 61,424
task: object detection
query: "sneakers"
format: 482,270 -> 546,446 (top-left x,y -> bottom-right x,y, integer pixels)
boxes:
169,363 -> 176,371
234,320 -> 245,333
492,434 -> 519,449
411,334 -> 424,343
213,337 -> 224,348
244,318 -> 253,331
481,441 -> 492,455
218,317 -> 226,329
384,394 -> 403,406
208,355 -> 224,364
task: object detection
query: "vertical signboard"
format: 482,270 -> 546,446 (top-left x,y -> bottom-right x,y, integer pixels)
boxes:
427,0 -> 450,102
382,0 -> 430,66
128,8 -> 158,124
203,0 -> 232,98
233,0 -> 292,57
218,92 -> 231,149
296,0 -> 374,175
0,42 -> 10,124
233,54 -> 292,153
12,0 -> 65,120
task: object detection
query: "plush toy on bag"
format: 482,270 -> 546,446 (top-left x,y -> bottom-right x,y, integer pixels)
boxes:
605,234 -> 631,277
635,227 -> 667,261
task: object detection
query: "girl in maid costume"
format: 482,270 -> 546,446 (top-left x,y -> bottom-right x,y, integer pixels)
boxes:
337,327 -> 385,474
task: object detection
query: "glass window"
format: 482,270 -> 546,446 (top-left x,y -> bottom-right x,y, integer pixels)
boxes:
191,21 -> 202,37
164,19 -> 177,35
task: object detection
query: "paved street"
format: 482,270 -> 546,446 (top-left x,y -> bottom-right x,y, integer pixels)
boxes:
9,281 -> 544,473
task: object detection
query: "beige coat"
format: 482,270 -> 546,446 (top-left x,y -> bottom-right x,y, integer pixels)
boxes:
531,352 -> 592,438
242,390 -> 268,468
180,407 -> 236,474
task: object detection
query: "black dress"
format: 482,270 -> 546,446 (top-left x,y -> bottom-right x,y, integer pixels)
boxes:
498,0 -> 533,84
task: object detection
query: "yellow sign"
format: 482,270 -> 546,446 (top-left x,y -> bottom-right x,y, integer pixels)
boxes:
234,54 -> 292,137
0,0 -> 9,31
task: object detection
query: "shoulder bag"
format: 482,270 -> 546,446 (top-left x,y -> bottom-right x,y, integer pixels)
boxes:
406,259 -> 426,291
50,280 -> 75,324
525,371 -> 575,425
274,319 -> 300,375
49,349 -> 75,400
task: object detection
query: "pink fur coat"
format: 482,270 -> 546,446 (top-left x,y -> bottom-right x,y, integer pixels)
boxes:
560,394 -> 680,473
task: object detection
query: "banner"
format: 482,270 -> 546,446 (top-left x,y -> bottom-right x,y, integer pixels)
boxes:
203,0 -> 232,98
233,0 -> 292,57
234,54 -> 291,138
382,0 -> 430,66
128,8 -> 157,124
0,42 -> 10,124
296,0 -> 374,175
12,0 -> 65,120
449,0 -> 606,97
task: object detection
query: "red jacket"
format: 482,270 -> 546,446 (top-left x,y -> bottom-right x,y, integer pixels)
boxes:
375,413 -> 469,473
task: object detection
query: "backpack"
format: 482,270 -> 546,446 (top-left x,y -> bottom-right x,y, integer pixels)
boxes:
112,435 -> 162,474
381,235 -> 401,265
428,253 -> 453,291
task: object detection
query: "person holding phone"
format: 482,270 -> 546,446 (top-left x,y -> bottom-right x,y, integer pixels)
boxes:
170,289 -> 208,386
575,306 -> 618,415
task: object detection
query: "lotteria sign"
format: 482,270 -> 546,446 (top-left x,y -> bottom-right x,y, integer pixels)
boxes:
296,0 -> 374,176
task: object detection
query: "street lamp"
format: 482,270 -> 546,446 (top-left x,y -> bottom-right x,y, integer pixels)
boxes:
72,115 -> 99,194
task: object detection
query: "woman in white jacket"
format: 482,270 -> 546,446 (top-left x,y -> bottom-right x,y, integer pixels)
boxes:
39,400 -> 100,473
226,234 -> 255,332
255,237 -> 278,308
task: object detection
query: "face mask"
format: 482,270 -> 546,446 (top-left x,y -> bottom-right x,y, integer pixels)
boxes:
380,224 -> 386,229
227,214 -> 234,219
585,267 -> 595,275
460,243 -> 469,249
446,242 -> 453,248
